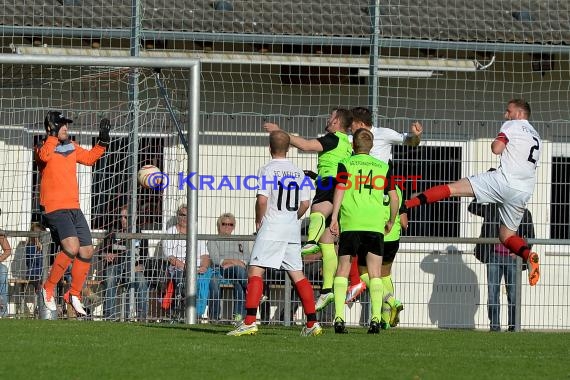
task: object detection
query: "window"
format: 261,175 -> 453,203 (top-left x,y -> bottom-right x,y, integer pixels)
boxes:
392,145 -> 462,238
551,156 -> 570,239
91,137 -> 164,231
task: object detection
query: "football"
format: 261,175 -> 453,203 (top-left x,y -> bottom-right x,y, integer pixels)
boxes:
137,165 -> 161,189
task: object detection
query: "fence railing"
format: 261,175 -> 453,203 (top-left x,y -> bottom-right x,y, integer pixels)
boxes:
2,231 -> 568,331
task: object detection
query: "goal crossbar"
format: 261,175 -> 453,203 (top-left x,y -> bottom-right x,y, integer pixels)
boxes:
0,53 -> 199,69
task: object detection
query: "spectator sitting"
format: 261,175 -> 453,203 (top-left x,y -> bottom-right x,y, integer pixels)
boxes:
160,204 -> 212,319
208,213 -> 249,323
100,205 -> 149,321
25,223 -> 47,284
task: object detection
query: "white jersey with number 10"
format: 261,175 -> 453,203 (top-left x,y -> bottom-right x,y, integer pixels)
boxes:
255,158 -> 311,243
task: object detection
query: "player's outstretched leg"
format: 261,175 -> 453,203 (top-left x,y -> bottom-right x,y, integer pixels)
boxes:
405,184 -> 452,209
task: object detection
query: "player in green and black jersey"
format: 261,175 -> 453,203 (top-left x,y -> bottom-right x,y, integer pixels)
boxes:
263,108 -> 353,310
329,128 -> 399,334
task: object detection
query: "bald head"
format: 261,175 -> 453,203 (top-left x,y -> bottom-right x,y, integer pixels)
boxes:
270,130 -> 290,157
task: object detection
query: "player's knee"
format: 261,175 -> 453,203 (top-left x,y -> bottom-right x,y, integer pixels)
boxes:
381,263 -> 393,276
79,245 -> 95,260
62,248 -> 78,258
76,254 -> 92,263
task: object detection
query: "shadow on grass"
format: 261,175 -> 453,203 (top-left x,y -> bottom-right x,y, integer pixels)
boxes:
141,322 -> 303,336
141,322 -> 230,334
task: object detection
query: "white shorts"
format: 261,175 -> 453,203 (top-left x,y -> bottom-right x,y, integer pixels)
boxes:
249,239 -> 302,271
468,170 -> 532,231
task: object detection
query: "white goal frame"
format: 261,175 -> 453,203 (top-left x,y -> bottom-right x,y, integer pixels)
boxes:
0,54 -> 202,324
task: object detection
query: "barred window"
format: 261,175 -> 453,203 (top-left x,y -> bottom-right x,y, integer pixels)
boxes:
392,145 -> 462,238
551,156 -> 570,239
91,137 -> 165,231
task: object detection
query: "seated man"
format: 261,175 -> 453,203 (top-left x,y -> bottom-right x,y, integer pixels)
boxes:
207,213 -> 249,323
101,206 -> 149,321
161,204 -> 212,319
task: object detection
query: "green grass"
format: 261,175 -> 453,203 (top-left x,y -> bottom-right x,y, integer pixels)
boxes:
0,320 -> 567,380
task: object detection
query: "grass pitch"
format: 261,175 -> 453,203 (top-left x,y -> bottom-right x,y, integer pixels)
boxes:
0,320 -> 567,380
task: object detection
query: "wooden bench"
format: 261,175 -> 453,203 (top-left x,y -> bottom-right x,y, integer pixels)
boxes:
8,278 -> 39,317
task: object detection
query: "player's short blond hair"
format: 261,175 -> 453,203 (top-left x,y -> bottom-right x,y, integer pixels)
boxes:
508,98 -> 531,118
352,128 -> 373,154
269,130 -> 290,155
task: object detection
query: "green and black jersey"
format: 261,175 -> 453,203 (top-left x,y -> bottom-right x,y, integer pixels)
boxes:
337,153 -> 392,233
316,131 -> 352,178
384,185 -> 403,242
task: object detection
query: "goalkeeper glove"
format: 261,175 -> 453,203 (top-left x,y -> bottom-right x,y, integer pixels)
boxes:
98,118 -> 111,148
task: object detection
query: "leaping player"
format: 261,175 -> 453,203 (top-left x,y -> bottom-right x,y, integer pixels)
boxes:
404,99 -> 541,286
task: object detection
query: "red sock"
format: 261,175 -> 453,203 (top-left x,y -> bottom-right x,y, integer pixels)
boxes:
44,251 -> 73,290
70,257 -> 91,296
295,278 -> 317,327
349,259 -> 361,286
244,276 -> 263,325
405,185 -> 451,209
503,235 -> 531,261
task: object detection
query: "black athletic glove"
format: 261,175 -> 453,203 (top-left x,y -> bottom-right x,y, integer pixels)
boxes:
45,113 -> 60,137
98,118 -> 111,148
303,170 -> 318,180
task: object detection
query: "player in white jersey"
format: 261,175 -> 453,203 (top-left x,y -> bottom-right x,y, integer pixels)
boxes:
347,109 -> 422,160
252,159 -> 308,247
228,130 -> 322,337
405,99 -> 541,286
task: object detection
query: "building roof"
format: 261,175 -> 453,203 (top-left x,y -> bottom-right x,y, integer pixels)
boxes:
1,0 -> 569,45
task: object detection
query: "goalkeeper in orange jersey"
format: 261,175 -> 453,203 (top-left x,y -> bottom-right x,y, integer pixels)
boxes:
36,111 -> 110,316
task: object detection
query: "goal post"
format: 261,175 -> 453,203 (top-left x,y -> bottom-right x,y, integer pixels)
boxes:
0,53 -> 201,324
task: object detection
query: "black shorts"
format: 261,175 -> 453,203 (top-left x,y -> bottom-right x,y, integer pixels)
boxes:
338,231 -> 384,266
312,176 -> 336,206
43,209 -> 92,247
311,177 -> 337,227
382,240 -> 400,264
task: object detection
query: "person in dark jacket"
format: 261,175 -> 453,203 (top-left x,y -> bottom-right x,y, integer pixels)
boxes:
469,175 -> 535,332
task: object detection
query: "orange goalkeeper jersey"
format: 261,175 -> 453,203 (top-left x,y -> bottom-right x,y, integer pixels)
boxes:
35,136 -> 106,213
